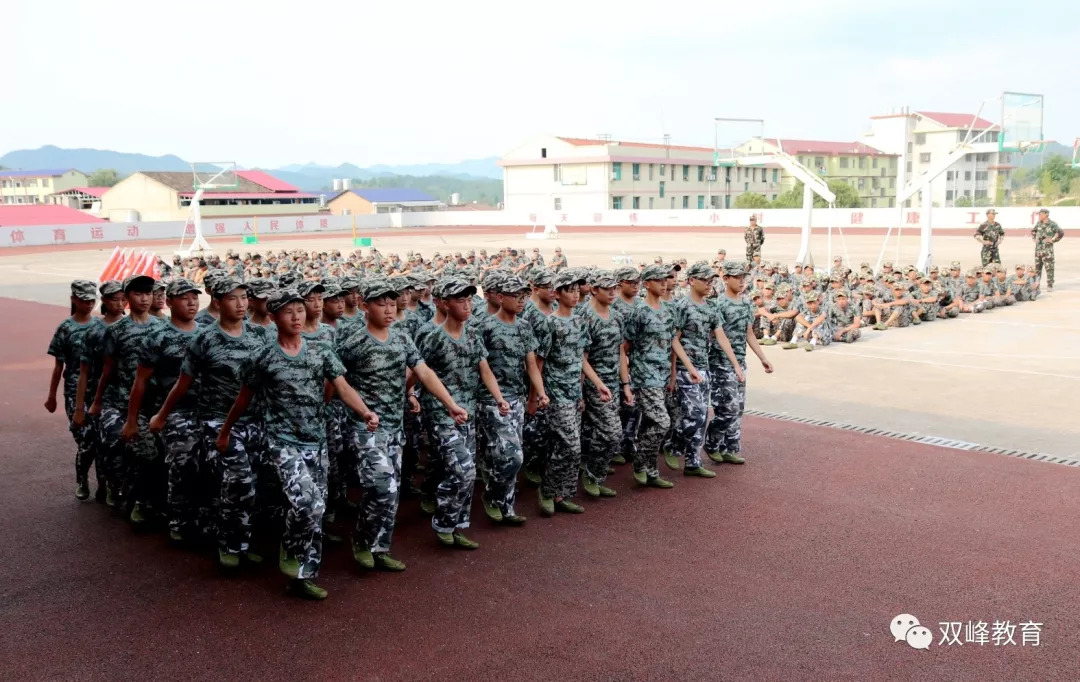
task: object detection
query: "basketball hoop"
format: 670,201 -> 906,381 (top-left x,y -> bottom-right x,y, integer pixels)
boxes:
177,162 -> 238,258
1072,138 -> 1080,169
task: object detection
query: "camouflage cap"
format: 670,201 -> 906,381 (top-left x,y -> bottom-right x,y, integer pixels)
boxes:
245,277 -> 276,300
481,268 -> 507,290
277,270 -> 302,289
835,288 -> 849,298
919,275 -> 932,284
613,265 -> 641,283
590,270 -> 618,289
929,265 -> 940,273
436,276 -> 476,299
775,283 -> 793,297
803,290 -> 820,303
297,280 -> 325,298
210,276 -> 248,298
721,260 -> 748,277
123,273 -> 155,293
266,288 -> 304,314
965,269 -> 978,277
165,278 -> 201,298
340,275 -> 361,290
152,278 -> 168,292
717,248 -> 727,255
949,260 -> 962,270
71,279 -> 98,301
685,261 -> 717,280
763,281 -> 775,290
99,280 -> 123,296
640,264 -> 671,281
882,261 -> 894,268
1015,263 -> 1026,270
414,268 -> 437,283
497,274 -> 531,294
322,281 -> 344,299
530,268 -> 556,288
860,284 -> 877,295
554,270 -> 587,290
361,277 -> 397,300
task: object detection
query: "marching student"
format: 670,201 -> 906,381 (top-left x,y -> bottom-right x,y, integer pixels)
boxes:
194,271 -> 223,326
611,265 -> 642,466
150,277 -> 266,570
299,280 -> 335,344
218,288 -> 379,600
704,261 -> 773,465
126,278 -> 202,543
416,276 -> 509,550
150,280 -> 167,318
337,277 -> 468,571
520,268 -> 556,486
245,278 -> 277,331
87,274 -> 163,522
46,280 -> 99,501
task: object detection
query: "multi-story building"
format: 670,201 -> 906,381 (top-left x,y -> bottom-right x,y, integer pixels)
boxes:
860,110 -> 1014,207
0,169 -> 88,205
327,188 -> 443,215
737,139 -> 899,208
500,134 -> 782,214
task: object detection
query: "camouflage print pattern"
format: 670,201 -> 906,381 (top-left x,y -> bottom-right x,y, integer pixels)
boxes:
301,322 -> 337,345
161,410 -> 203,537
522,409 -> 550,479
765,303 -> 798,342
711,294 -> 753,365
633,387 -> 670,477
479,399 -> 525,515
827,303 -> 861,337
64,394 -> 102,489
745,223 -> 764,261
416,324 -> 488,430
337,324 -> 422,434
194,308 -> 219,327
888,301 -> 914,328
536,314 -> 590,404
977,282 -> 996,310
1007,274 -> 1031,302
672,369 -> 710,468
580,382 -> 621,484
1032,219 -> 1063,287
325,401 -> 349,515
101,316 -> 164,411
140,321 -> 199,413
203,418 -> 263,554
794,314 -> 833,344
619,398 -> 642,462
670,297 -> 719,371
267,436 -> 328,579
992,278 -> 1016,306
623,301 -> 675,390
541,402 -> 583,500
78,317 -> 111,412
48,317 -> 96,406
181,322 -> 269,425
975,221 -> 1004,266
401,403 -> 422,489
704,361 -> 747,455
350,426 -> 404,553
479,315 -> 538,402
916,298 -> 940,321
430,422 -> 477,534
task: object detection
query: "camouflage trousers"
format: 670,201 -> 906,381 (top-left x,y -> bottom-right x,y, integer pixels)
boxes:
65,394 -> 103,490
660,386 -> 680,454
1034,247 -> 1055,287
766,317 -> 797,342
618,396 -> 642,461
746,244 -> 762,262
541,402 -> 583,500
794,322 -> 833,345
918,303 -> 940,322
633,387 -> 670,478
203,419 -> 263,555
1015,287 -> 1032,302
402,398 -> 423,489
480,399 -> 525,516
833,328 -> 862,343
522,409 -> 550,478
349,426 -> 403,554
266,437 -> 328,580
671,369 -> 710,469
980,245 -> 1001,266
99,407 -> 159,508
324,401 -> 349,518
704,362 -> 747,455
581,383 -> 621,485
996,294 -> 1016,306
960,299 -> 985,313
161,410 -> 204,537
429,421 -> 477,534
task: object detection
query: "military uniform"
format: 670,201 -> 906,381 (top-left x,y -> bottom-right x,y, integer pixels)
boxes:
745,220 -> 764,262
958,273 -> 986,313
975,219 -> 1004,266
1031,214 -> 1064,288
826,295 -> 861,342
78,307 -> 116,494
705,262 -> 754,456
520,273 -> 555,481
578,276 -> 624,487
668,263 -> 720,469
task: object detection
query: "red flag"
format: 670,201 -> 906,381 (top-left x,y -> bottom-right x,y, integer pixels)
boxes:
98,246 -> 121,282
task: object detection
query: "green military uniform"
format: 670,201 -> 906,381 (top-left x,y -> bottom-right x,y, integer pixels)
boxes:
1031,212 -> 1064,288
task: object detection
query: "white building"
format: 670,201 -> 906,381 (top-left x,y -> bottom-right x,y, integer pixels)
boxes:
500,134 -> 782,214
861,110 -> 1014,208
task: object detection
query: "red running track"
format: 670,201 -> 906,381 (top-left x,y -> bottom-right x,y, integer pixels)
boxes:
1,296 -> 1077,680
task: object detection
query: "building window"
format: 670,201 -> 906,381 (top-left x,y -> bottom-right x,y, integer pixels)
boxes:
975,189 -> 988,198
612,196 -> 623,209
649,163 -> 655,180
726,167 -> 732,181
649,197 -> 654,209
772,169 -> 779,183
633,196 -> 640,209
632,163 -> 640,180
964,171 -> 972,181
541,147 -> 547,158
725,195 -> 731,208
872,157 -> 879,169
744,182 -> 749,191
872,178 -> 880,189
612,162 -> 622,181
906,161 -> 912,173
976,153 -> 990,163
553,165 -> 561,182
964,190 -> 971,197
946,171 -> 954,181
697,195 -> 705,209
906,142 -> 913,154
858,177 -> 866,189
736,167 -> 742,181
975,171 -> 988,181
915,133 -> 926,145
771,194 -> 777,201
859,157 -> 867,169
697,165 -> 704,182
682,195 -> 689,208
659,181 -> 665,198
889,178 -> 895,188
553,197 -> 561,210
671,197 -> 676,208
814,156 -> 824,168
839,157 -> 849,168
871,198 -> 878,207
946,190 -> 954,201
889,198 -> 895,208
682,165 -> 689,181
919,153 -> 931,163
711,196 -> 720,208
659,164 -> 666,177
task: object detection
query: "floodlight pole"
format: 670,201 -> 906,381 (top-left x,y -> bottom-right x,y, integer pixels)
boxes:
186,188 -> 213,255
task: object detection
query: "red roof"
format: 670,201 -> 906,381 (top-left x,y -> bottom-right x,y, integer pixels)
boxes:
0,205 -> 106,226
235,169 -> 298,192
52,186 -> 110,198
177,191 -> 317,200
916,112 -> 996,130
767,139 -> 892,156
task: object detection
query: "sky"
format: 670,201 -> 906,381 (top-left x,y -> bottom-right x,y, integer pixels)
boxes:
3,0 -> 1078,168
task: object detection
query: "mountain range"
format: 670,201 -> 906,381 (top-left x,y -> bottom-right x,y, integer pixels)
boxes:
0,146 -> 503,191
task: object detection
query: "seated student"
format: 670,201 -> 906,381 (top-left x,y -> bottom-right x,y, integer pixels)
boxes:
874,283 -> 916,329
827,290 -> 862,343
991,265 -> 1016,306
787,291 -> 831,350
759,283 -> 799,346
975,268 -> 997,310
957,270 -> 986,313
1007,264 -> 1031,302
1025,264 -> 1041,300
912,276 -> 941,322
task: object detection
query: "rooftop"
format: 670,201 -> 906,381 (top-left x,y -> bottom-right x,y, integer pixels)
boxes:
916,112 -> 998,130
140,170 -> 297,194
334,188 -> 439,203
558,137 -> 714,153
50,186 -> 110,198
0,205 -> 106,226
766,139 -> 894,156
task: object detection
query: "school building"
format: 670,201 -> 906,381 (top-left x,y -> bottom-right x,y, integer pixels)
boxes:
499,134 -> 782,214
326,188 -> 443,215
0,169 -> 89,204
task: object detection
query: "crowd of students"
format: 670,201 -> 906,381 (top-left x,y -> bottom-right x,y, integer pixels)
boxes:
45,243 -> 1047,600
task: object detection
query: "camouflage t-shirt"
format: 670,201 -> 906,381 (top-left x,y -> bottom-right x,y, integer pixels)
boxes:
336,324 -> 422,433
623,300 -> 675,390
712,294 -> 755,364
397,308 -> 426,340
101,316 -> 164,410
537,313 -> 589,404
521,300 -> 553,353
47,317 -> 97,400
1005,274 -> 1026,296
977,281 -> 995,299
139,321 -> 198,414
416,299 -> 436,323
827,304 -> 858,331
244,340 -> 345,445
959,283 -> 981,303
302,323 -> 337,345
670,297 -> 719,372
181,322 -> 268,423
612,297 -> 639,322
194,308 -> 219,327
580,304 -> 623,391
479,315 -> 537,403
416,324 -> 488,427
79,317 -> 117,402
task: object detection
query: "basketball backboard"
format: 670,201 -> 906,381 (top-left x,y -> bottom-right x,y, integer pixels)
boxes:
713,118 -> 765,167
999,92 -> 1044,154
192,161 -> 238,190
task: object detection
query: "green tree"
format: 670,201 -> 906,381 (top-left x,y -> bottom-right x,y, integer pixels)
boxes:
768,180 -> 861,209
1041,155 -> 1079,194
734,192 -> 770,209
87,168 -> 121,187
1039,170 -> 1060,202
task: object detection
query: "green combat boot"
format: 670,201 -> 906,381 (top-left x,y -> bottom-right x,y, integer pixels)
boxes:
501,514 -> 527,526
104,487 -> 117,508
218,549 -> 240,570
420,498 -> 436,515
288,579 -> 327,600
539,492 -> 555,517
684,466 -> 717,478
168,529 -> 185,544
483,499 -> 504,522
75,483 -> 90,501
436,532 -> 455,546
707,451 -> 726,464
452,533 -> 479,550
581,474 -> 601,498
663,450 -> 680,471
374,554 -> 406,572
278,545 -> 300,578
323,530 -> 344,545
555,500 -> 585,514
352,545 -> 375,569
760,337 -> 777,346
128,502 -> 147,526
524,469 -> 542,487
722,452 -> 746,464
782,342 -> 799,350
598,485 -> 617,497
632,470 -> 648,485
873,322 -> 888,331
610,453 -> 627,465
244,551 -> 264,565
912,316 -> 922,325
646,476 -> 675,489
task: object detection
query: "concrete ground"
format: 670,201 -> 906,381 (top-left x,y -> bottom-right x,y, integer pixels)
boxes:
2,227 -> 1076,460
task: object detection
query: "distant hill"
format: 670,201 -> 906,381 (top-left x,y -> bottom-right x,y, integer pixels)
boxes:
1013,141 -> 1074,169
0,145 -> 189,174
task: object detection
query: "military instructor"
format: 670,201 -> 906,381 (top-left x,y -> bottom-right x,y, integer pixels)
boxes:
745,215 -> 764,262
974,209 -> 1004,266
1031,208 -> 1064,290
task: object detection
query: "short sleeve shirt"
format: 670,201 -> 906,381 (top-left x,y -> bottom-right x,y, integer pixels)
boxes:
479,315 -> 537,403
670,297 -> 719,372
623,301 -> 675,390
336,324 -> 422,433
139,321 -> 198,413
181,322 -> 268,423
712,294 -> 755,364
244,340 -> 345,445
536,313 -> 589,404
101,316 -> 164,411
580,304 -> 624,391
47,317 -> 96,400
416,324 -> 488,427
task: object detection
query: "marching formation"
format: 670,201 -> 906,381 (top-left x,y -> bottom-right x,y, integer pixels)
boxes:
45,224 -> 1059,600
